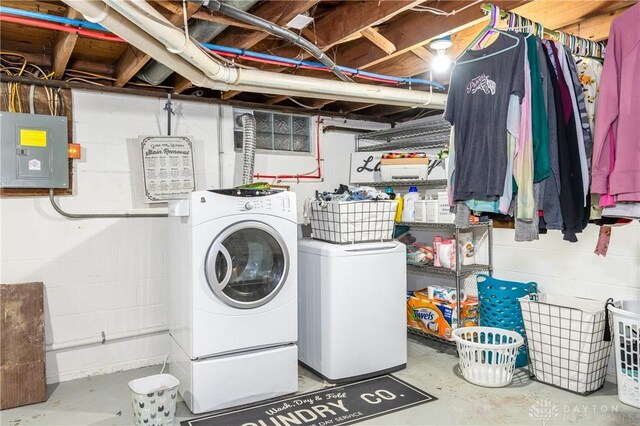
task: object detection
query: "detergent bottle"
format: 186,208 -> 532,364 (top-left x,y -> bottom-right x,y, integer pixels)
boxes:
394,195 -> 404,222
401,186 -> 420,222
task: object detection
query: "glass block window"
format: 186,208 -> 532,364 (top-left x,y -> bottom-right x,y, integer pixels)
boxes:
234,111 -> 311,153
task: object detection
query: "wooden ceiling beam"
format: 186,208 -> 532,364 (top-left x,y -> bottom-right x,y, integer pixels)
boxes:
411,46 -> 434,63
0,40 -> 51,68
264,1 -> 527,111
51,9 -> 81,79
363,0 -> 630,81
308,1 -> 427,50
216,0 -> 428,100
508,0 -> 633,31
265,95 -> 289,106
364,0 -> 629,122
174,0 -> 321,94
221,90 -> 242,100
334,0 -> 531,70
360,27 -> 397,55
208,1 -> 322,51
191,10 -> 262,31
556,5 -> 632,42
67,59 -> 114,77
111,1 -> 201,87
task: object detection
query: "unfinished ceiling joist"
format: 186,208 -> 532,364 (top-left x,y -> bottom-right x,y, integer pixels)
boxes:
63,0 -> 445,108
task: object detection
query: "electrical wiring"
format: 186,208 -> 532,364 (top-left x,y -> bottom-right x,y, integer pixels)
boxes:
411,1 -> 482,16
0,10 -> 446,90
0,51 -> 60,115
65,77 -> 106,86
286,97 -> 320,110
66,69 -> 117,81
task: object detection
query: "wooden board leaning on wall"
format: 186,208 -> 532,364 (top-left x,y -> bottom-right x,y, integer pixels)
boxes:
0,83 -> 73,197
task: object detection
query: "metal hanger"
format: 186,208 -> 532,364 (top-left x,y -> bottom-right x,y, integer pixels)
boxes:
457,4 -> 521,65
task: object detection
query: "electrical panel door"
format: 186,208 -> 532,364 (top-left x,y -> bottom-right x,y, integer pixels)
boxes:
0,112 -> 68,189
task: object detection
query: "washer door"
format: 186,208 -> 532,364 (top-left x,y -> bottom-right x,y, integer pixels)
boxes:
204,221 -> 289,309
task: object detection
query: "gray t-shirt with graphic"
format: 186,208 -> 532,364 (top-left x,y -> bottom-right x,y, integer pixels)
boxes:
445,32 -> 526,201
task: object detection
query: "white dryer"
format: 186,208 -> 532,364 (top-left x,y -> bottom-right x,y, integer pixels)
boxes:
168,189 -> 298,414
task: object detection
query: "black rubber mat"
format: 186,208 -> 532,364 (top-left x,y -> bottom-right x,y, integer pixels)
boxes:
181,375 -> 437,426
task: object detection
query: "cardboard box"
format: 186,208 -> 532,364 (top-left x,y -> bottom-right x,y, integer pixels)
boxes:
406,290 -> 479,341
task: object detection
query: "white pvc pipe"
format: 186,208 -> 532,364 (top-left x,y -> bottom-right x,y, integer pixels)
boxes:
62,0 -> 228,90
63,0 -> 384,102
46,326 -> 169,352
238,69 -> 446,107
103,0 -> 237,83
95,0 -> 447,108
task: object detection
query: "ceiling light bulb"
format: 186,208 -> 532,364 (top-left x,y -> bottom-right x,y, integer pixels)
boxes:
431,50 -> 451,73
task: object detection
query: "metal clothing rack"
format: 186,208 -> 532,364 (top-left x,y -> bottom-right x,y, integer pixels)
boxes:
355,117 -> 451,152
481,3 -> 606,59
353,120 -> 494,346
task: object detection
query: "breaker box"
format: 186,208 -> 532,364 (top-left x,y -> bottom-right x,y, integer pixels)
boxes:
0,112 -> 68,189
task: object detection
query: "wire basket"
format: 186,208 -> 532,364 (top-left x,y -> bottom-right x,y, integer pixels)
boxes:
519,293 -> 616,395
608,300 -> 640,408
452,326 -> 524,387
477,274 -> 537,368
309,200 -> 397,244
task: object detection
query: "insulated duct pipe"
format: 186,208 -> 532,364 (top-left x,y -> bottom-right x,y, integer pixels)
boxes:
239,114 -> 256,185
69,1 -> 446,108
102,0 -> 237,83
137,0 -> 258,86
61,0 -> 229,90
197,0 -> 352,82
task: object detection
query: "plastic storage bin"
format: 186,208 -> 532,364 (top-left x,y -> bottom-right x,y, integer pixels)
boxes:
309,200 -> 397,244
608,300 -> 640,408
129,374 -> 179,426
452,326 -> 524,387
519,294 -> 615,395
477,274 -> 537,368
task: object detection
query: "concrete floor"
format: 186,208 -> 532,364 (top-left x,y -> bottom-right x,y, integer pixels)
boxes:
2,336 -> 638,426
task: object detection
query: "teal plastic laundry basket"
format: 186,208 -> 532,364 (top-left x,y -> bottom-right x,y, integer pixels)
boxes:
477,274 -> 537,368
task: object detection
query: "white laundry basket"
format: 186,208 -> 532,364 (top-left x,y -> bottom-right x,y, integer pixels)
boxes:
608,300 -> 640,408
129,374 -> 180,426
452,327 -> 524,387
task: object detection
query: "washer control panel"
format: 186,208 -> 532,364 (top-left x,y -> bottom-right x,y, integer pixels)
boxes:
234,195 -> 292,213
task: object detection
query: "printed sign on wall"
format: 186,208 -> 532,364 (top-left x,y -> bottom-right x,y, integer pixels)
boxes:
140,136 -> 195,203
349,151 -> 385,184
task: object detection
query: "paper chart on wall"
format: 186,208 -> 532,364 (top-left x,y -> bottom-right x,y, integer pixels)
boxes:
140,136 -> 195,203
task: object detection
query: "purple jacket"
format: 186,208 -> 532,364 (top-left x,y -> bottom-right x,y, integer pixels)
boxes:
591,3 -> 640,202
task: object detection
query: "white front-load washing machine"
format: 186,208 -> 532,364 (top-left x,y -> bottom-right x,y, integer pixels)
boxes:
168,189 -> 298,414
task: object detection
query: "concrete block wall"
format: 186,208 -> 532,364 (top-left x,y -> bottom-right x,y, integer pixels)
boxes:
0,89 -> 383,383
493,222 -> 640,301
0,90 -> 221,383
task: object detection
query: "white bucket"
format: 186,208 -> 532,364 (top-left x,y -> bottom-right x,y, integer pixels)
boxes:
129,374 -> 180,426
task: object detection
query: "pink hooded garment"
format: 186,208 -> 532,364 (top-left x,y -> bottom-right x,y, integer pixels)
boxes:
591,3 -> 640,203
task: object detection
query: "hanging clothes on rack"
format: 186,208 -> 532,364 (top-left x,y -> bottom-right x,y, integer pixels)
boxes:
576,58 -> 603,134
591,3 -> 640,205
444,29 -> 526,202
538,38 -> 563,233
445,3 -> 613,243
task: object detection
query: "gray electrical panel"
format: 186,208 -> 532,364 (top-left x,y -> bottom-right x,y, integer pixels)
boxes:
0,112 -> 68,189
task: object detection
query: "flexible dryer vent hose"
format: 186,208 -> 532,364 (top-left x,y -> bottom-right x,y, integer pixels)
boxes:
240,113 -> 256,185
